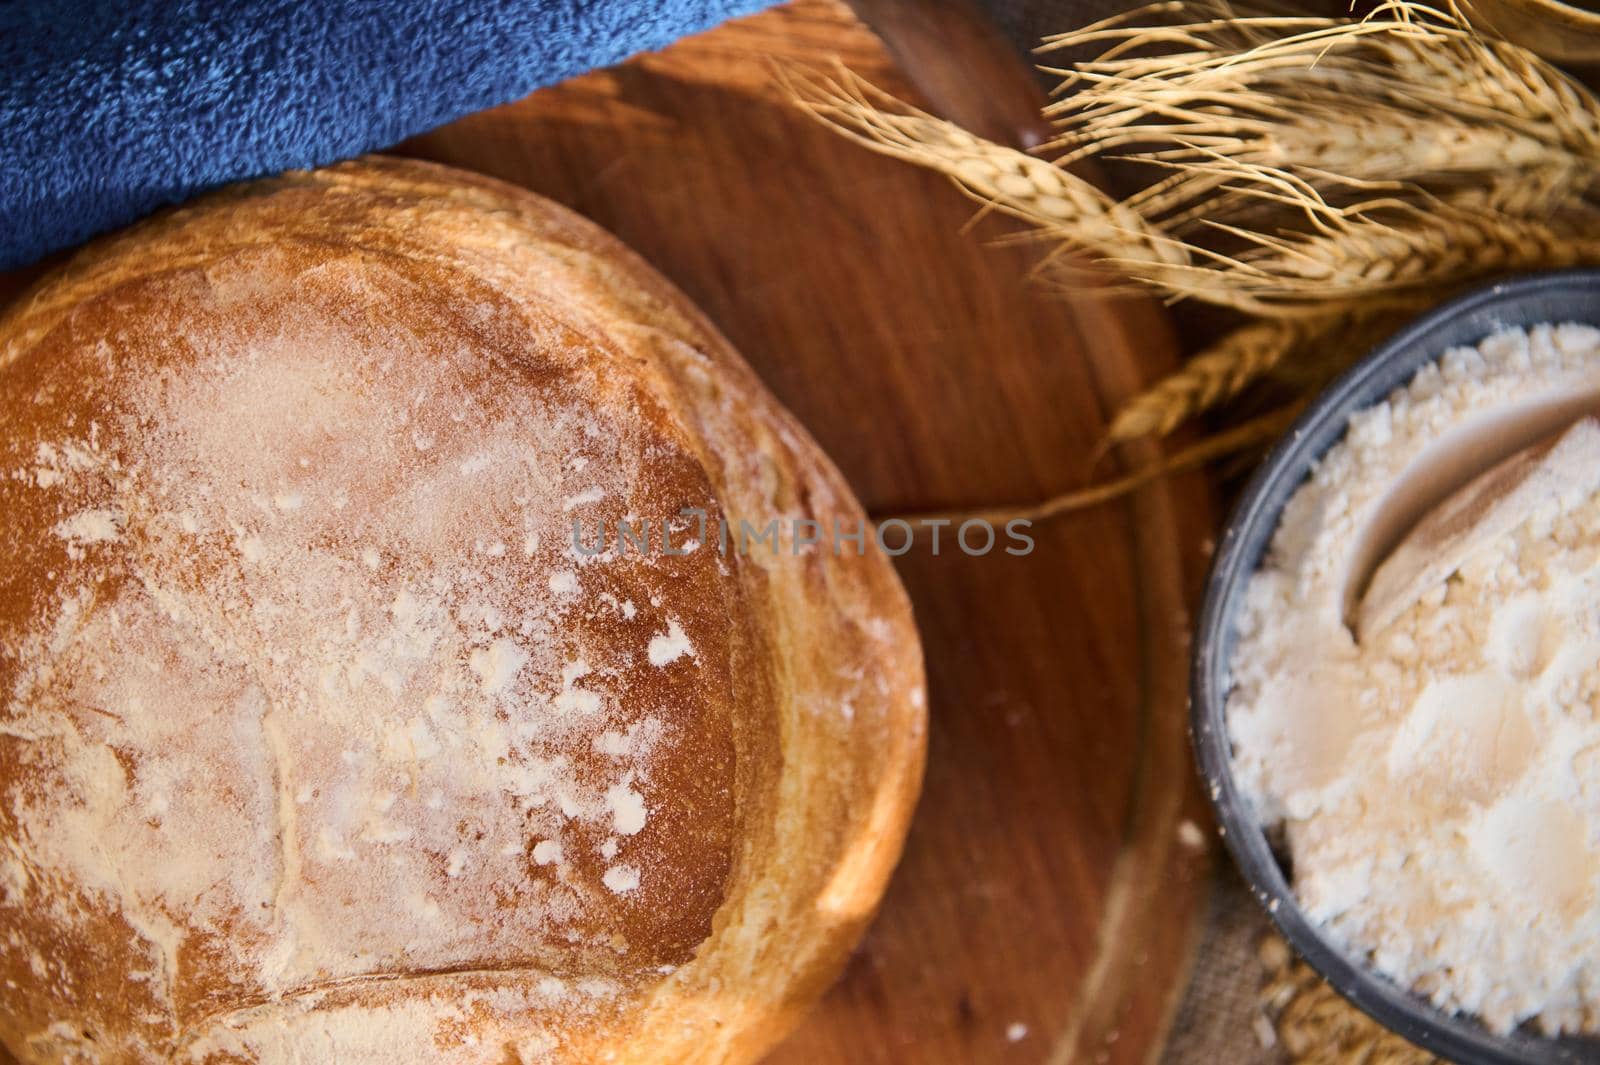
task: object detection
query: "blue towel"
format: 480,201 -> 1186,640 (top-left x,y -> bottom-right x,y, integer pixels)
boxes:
0,0 -> 771,270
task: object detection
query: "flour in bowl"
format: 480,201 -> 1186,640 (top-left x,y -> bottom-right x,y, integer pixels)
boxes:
1228,322 -> 1600,1034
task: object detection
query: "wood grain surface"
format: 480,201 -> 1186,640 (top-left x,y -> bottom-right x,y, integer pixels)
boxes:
0,1 -> 1218,1061
397,2 -> 1218,1060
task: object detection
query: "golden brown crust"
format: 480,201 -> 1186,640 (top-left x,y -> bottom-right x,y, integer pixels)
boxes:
0,158 -> 925,1064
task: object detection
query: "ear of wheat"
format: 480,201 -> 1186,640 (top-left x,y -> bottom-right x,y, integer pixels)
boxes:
778,64 -> 1189,271
1107,313 -> 1327,442
782,0 -> 1600,513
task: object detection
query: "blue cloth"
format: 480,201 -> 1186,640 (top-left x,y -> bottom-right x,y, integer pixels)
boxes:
0,0 -> 770,269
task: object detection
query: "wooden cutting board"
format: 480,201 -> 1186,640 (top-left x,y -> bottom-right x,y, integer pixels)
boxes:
0,1 -> 1216,1061
395,1 -> 1216,1060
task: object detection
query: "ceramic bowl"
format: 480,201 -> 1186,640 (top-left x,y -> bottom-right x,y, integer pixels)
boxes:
1191,269 -> 1600,1065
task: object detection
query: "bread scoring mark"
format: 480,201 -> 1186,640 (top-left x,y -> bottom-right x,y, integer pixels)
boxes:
171,962 -> 626,1062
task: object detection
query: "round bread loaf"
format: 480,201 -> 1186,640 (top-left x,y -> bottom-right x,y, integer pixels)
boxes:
0,158 -> 925,1064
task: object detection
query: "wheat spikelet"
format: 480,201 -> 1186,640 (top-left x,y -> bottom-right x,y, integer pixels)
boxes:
1447,164 -> 1592,216
1235,208 -> 1600,293
1041,0 -> 1600,223
1370,9 -> 1600,154
1177,114 -> 1555,183
789,0 -> 1600,487
1106,157 -> 1600,311
1107,115 -> 1578,233
1107,300 -> 1414,442
1076,109 -> 1560,174
1107,317 -> 1310,440
779,63 -> 1189,270
786,2 -> 1600,321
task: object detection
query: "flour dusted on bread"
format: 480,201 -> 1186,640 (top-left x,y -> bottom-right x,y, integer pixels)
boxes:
0,159 -> 926,1064
8,249 -> 694,989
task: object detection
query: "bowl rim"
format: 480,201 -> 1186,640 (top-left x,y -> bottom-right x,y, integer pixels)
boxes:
1190,268 -> 1600,1065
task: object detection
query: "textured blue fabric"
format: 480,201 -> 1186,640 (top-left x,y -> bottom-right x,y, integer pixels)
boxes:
0,0 -> 770,269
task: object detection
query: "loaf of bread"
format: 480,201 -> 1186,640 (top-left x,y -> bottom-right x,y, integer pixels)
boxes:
0,158 -> 926,1064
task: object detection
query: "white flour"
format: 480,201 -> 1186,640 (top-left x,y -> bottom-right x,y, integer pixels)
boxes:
0,248 -> 741,1051
1228,323 -> 1600,1034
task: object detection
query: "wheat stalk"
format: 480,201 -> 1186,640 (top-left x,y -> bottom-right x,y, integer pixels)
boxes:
1042,0 -> 1600,217
1111,161 -> 1600,312
1043,0 -> 1600,142
784,0 -> 1600,469
1106,290 -> 1455,439
1449,164 -> 1594,217
1110,117 -> 1580,244
1095,113 -> 1570,208
1375,11 -> 1600,153
1228,206 -> 1600,295
780,63 -> 1191,273
1107,317 -> 1306,440
882,401 -> 1303,530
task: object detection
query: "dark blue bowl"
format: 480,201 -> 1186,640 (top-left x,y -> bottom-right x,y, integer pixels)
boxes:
1191,269 -> 1600,1065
